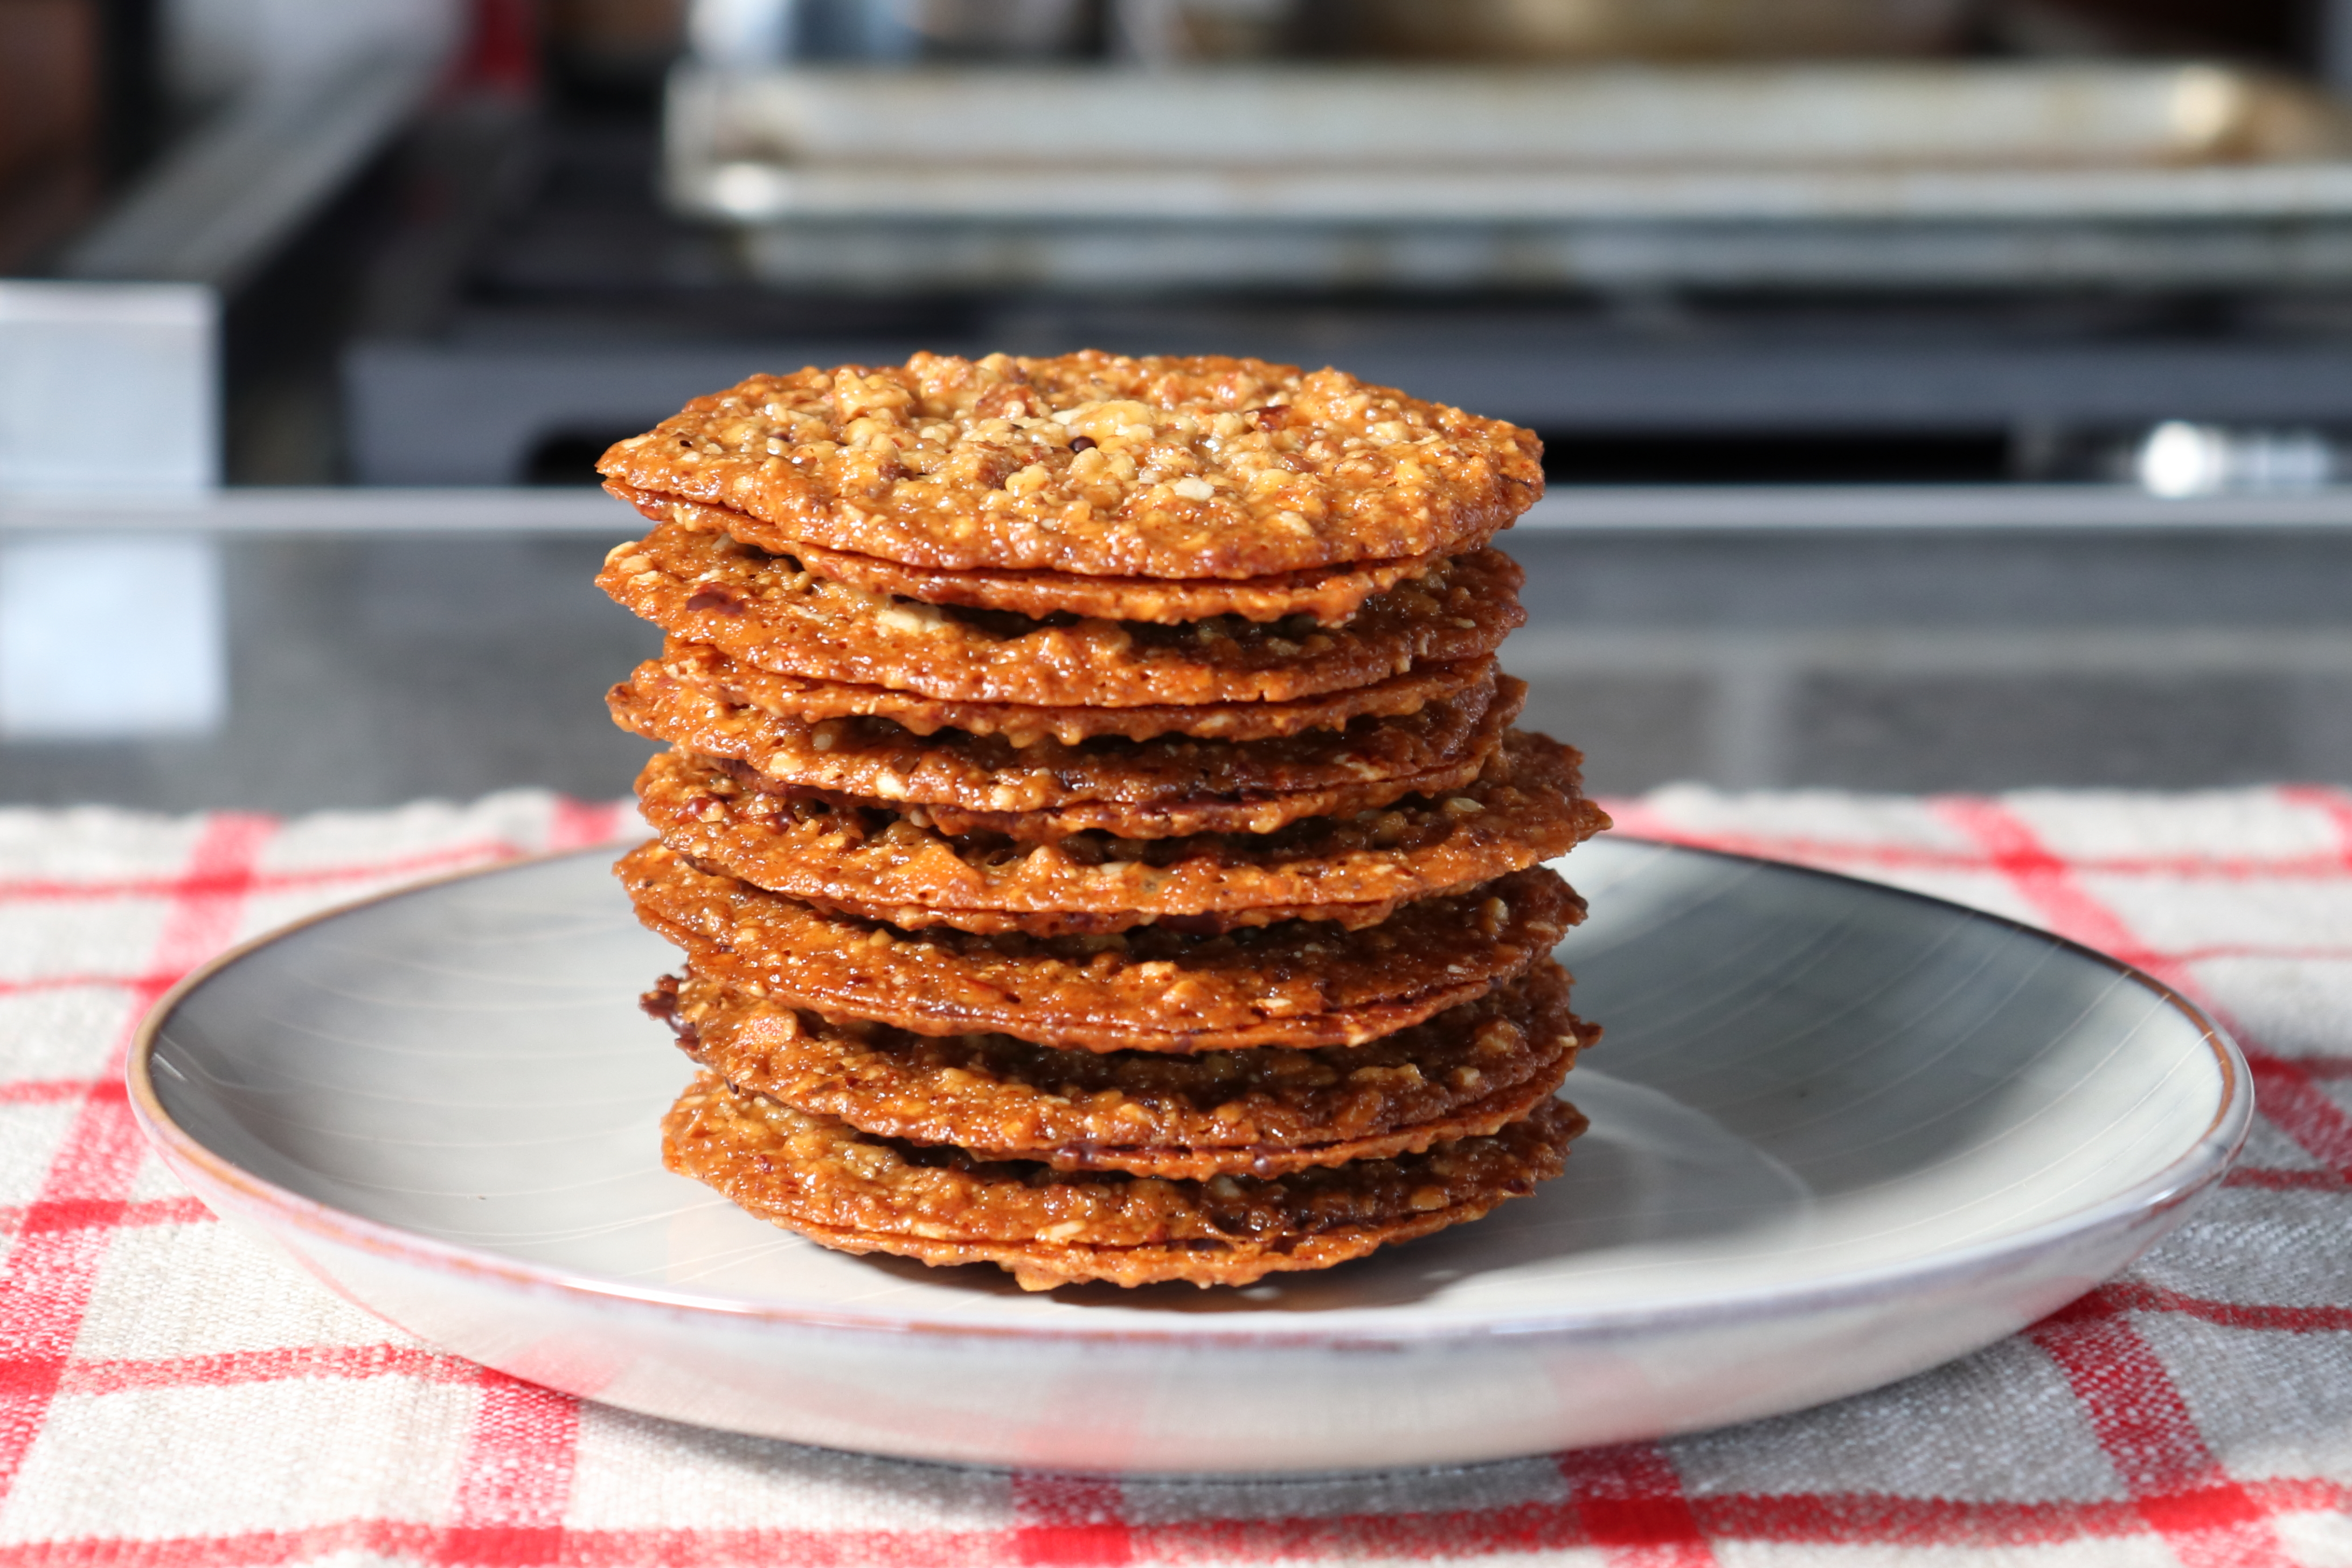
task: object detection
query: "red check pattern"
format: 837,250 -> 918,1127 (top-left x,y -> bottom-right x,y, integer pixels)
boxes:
1,785 -> 2348,1566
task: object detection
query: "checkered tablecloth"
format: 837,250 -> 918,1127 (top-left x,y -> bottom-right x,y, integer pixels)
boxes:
3,785 -> 2349,1566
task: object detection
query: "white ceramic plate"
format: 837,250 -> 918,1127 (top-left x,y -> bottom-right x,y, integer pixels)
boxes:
130,838 -> 2248,1475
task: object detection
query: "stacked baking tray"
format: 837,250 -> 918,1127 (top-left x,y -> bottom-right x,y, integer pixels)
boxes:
665,62 -> 2352,292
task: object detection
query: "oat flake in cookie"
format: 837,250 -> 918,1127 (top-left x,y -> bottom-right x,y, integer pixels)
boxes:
600,348 -> 1606,1292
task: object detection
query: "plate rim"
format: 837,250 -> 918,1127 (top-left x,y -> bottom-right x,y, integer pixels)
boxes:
128,835 -> 2252,1350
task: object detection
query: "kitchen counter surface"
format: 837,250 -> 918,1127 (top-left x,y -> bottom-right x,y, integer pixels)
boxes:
1,484 -> 2347,808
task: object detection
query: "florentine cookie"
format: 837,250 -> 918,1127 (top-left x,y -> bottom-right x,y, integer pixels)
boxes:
596,351 -> 1543,582
620,844 -> 1584,1052
612,653 -> 1520,836
637,639 -> 1502,747
609,483 -> 1450,626
650,962 -> 1586,1180
686,649 -> 1515,837
607,345 -> 1598,1293
635,731 -> 1609,935
662,1072 -> 1584,1290
716,753 -> 1500,843
598,524 -> 1524,709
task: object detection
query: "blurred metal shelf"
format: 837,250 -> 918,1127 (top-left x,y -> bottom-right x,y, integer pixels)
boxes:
716,216 -> 2352,294
670,62 -> 2352,291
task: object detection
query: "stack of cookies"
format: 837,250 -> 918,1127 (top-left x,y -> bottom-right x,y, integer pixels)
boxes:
594,351 -> 1610,1291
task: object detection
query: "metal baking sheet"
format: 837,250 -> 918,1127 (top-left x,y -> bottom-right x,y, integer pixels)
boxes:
664,63 -> 2352,290
672,63 -> 2350,180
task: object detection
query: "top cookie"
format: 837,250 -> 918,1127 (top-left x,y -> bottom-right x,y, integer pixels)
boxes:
595,351 -> 1544,581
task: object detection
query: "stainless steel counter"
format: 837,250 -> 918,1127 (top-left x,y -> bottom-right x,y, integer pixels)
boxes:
0,485 -> 2345,809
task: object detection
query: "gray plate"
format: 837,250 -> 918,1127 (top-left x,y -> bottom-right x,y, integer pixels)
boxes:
130,837 -> 2247,1474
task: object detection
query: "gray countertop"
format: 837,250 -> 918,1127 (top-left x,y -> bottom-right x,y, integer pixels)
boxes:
0,485 -> 2345,810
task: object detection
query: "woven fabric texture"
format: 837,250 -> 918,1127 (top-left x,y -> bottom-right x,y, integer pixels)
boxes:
1,785 -> 2348,1566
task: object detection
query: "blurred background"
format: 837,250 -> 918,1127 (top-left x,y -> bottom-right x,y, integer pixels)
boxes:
4,0 -> 2352,808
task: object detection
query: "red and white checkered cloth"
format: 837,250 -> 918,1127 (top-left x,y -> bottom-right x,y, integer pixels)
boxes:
3,785 -> 2350,1566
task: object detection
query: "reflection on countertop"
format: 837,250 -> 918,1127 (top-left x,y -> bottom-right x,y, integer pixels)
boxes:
0,532 -> 658,813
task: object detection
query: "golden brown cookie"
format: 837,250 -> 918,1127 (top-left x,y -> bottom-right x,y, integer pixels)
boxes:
609,483 -> 1454,627
599,524 -> 1524,709
650,961 -> 1588,1180
620,844 -> 1584,1052
596,351 -> 1543,582
641,639 -> 1502,747
656,667 -> 1520,840
635,731 -> 1610,936
613,647 -> 1517,833
662,1072 -> 1584,1290
720,754 -> 1497,843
